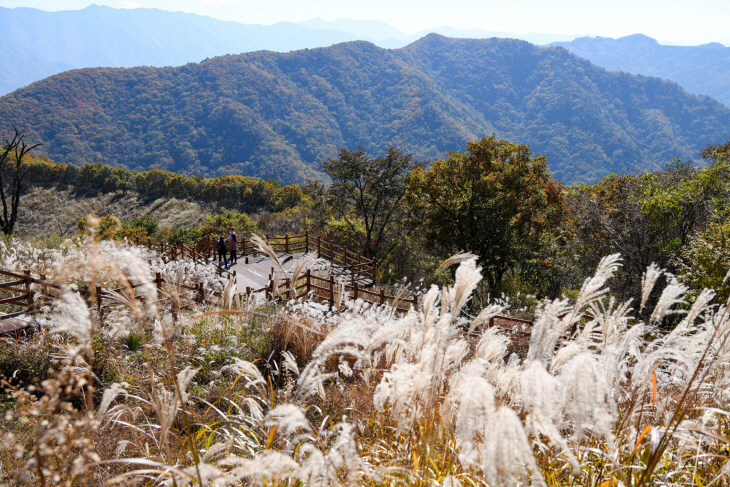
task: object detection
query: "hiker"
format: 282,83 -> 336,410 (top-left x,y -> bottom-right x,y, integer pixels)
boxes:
216,235 -> 228,266
228,227 -> 238,265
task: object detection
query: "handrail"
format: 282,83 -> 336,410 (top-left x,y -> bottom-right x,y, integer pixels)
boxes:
196,232 -> 377,286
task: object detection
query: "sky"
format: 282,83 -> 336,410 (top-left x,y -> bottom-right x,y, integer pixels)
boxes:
2,0 -> 729,45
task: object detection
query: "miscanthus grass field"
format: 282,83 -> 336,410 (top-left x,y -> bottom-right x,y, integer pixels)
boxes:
2,225 -> 730,486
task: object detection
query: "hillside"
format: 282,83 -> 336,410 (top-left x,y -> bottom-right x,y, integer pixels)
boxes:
552,34 -> 730,107
1,35 -> 729,183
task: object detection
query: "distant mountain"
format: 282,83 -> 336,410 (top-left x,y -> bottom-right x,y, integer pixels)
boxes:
298,18 -> 411,47
1,5 -> 581,96
1,35 -> 728,184
0,4 -> 359,96
297,18 -> 578,47
412,27 -> 577,46
552,34 -> 730,106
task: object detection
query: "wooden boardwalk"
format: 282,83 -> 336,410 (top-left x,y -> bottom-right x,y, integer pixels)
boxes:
223,252 -> 373,294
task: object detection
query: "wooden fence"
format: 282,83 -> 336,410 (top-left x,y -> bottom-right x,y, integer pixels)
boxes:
0,268 -> 65,320
90,271 -> 208,313
133,236 -> 234,277
238,268 -> 417,313
0,268 -> 215,334
0,266 -> 568,345
199,233 -> 376,286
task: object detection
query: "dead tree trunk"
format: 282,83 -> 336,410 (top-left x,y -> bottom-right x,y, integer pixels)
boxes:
0,125 -> 42,235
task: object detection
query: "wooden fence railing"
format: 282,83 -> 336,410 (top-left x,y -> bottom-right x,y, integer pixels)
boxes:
0,267 -> 587,344
133,236 -> 236,278
199,233 -> 376,286
0,268 -> 218,329
240,268 -> 418,313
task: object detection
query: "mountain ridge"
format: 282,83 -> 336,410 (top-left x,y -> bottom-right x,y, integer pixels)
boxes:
552,34 -> 730,106
0,5 -> 578,96
1,34 -> 728,184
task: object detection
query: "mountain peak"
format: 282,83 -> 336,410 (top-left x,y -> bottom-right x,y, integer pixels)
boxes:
700,42 -> 726,49
617,34 -> 659,45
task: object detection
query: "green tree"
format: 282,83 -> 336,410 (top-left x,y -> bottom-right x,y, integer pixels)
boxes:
319,146 -> 424,261
407,135 -> 565,292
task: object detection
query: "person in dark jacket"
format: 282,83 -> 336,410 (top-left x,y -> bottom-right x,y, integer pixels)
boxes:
216,235 -> 228,266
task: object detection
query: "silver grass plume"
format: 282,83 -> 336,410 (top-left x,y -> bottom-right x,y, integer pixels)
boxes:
562,253 -> 622,332
289,253 -> 315,297
640,263 -> 664,313
147,365 -> 197,462
250,234 -> 283,271
436,252 -> 477,273
468,303 -> 503,333
650,275 -> 688,324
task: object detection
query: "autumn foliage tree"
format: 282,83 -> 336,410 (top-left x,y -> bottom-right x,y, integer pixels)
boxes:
407,135 -> 565,292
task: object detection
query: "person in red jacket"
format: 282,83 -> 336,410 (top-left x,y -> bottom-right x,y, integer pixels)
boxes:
228,227 -> 238,265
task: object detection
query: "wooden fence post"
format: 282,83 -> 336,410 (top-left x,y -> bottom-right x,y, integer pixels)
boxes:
24,270 -> 33,313
39,273 -> 48,306
83,281 -> 92,308
96,285 -> 103,311
218,262 -> 222,277
329,275 -> 334,308
306,269 -> 311,294
351,263 -> 355,288
147,237 -> 151,250
353,282 -> 359,301
156,272 -> 162,290
242,238 -> 246,257
285,234 -> 289,254
379,288 -> 385,306
372,257 -> 376,282
317,236 -> 321,258
412,294 -> 418,309
305,232 -> 309,253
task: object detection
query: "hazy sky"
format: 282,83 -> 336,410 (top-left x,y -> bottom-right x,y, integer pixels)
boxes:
2,0 -> 729,45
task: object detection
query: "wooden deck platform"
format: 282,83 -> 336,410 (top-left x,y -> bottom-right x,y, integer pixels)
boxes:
222,252 -> 373,294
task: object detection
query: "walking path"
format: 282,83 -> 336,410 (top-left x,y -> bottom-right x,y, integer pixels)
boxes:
224,252 -> 324,293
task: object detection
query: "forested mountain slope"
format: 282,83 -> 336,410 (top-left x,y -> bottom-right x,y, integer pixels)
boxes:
552,34 -> 730,107
1,35 -> 728,184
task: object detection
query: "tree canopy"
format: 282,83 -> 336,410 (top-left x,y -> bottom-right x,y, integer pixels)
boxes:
313,146 -> 423,261
407,135 -> 565,292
